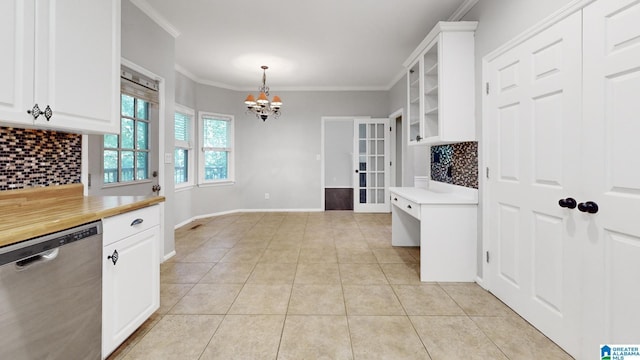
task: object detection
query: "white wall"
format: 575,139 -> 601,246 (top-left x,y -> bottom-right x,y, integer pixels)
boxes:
172,72 -> 391,224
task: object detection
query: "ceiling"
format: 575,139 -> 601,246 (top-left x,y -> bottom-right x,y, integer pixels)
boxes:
131,0 -> 475,91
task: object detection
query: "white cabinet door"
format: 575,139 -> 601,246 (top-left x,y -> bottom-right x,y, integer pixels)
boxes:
485,11 -> 583,356
0,0 -> 34,126
33,0 -> 120,133
582,0 -> 640,354
102,226 -> 159,357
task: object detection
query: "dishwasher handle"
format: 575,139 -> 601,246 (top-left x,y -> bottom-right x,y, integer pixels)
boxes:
15,249 -> 60,271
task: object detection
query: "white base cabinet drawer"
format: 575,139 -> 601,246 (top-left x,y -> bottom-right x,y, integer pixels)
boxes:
391,195 -> 421,219
103,205 -> 160,246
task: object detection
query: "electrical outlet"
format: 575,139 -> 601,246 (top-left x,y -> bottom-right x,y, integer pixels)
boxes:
264,193 -> 270,200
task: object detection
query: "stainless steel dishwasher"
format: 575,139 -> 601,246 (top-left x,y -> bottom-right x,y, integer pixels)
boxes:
0,221 -> 102,360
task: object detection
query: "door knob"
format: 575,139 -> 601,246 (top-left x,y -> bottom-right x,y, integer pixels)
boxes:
577,201 -> 599,214
558,197 -> 577,209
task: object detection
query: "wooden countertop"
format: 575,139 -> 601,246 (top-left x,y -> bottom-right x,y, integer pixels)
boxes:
0,184 -> 165,248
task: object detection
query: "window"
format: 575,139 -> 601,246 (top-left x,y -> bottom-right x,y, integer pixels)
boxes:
103,94 -> 150,184
199,112 -> 234,184
174,105 -> 194,188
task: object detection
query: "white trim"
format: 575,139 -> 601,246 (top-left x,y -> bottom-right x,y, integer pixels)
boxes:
174,103 -> 196,189
198,111 -> 235,185
403,21 -> 478,68
173,208 -> 324,229
448,0 -> 480,21
388,108 -> 404,188
82,135 -> 89,195
162,250 -> 176,263
129,0 -> 181,38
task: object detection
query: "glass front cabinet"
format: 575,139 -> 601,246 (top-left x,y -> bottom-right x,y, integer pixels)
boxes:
404,22 -> 477,145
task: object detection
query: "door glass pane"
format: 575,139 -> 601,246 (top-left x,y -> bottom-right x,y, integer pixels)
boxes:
137,121 -> 148,150
369,156 -> 376,171
368,173 -> 376,187
369,140 -> 376,154
136,152 -> 148,180
359,156 -> 366,171
104,134 -> 118,148
359,124 -> 366,138
377,157 -> 384,171
121,94 -> 134,117
377,124 -> 384,138
377,140 -> 384,154
121,151 -> 134,182
359,173 -> 366,187
359,189 -> 366,203
359,140 -> 366,155
136,99 -> 149,120
377,189 -> 385,203
369,189 -> 377,204
121,118 -> 134,149
103,150 -> 118,183
204,151 -> 228,180
377,173 -> 385,187
369,124 -> 376,138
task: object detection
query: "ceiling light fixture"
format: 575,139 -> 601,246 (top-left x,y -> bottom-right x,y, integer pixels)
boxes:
244,66 -> 283,121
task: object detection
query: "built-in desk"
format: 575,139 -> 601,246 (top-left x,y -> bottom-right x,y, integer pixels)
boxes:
389,182 -> 478,282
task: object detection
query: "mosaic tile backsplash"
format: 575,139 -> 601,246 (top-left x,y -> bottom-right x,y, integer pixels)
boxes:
431,141 -> 478,189
0,127 -> 81,191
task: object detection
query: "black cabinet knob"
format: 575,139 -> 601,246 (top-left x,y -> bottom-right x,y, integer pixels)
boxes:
577,201 -> 599,214
107,249 -> 119,265
558,197 -> 577,209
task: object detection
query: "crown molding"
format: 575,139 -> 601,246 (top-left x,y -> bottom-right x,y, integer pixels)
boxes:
448,0 -> 480,21
130,0 -> 181,38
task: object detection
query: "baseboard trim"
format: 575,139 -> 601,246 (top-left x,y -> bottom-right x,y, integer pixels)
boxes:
162,250 -> 176,263
173,208 -> 324,229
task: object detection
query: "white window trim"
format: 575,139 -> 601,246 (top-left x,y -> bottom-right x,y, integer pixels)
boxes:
174,104 -> 195,190
198,111 -> 235,185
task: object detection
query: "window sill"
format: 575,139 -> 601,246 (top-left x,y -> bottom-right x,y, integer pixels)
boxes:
198,180 -> 235,188
175,184 -> 195,192
101,179 -> 153,189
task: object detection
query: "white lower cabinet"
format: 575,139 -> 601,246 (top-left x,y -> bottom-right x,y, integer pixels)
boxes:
102,205 -> 160,358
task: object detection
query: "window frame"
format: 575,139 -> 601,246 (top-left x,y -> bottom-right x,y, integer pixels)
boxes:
102,94 -> 152,186
174,104 -> 195,190
198,111 -> 235,186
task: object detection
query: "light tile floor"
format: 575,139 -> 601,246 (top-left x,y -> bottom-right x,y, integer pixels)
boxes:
108,212 -> 573,360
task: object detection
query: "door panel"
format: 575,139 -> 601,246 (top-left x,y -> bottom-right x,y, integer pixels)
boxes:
583,0 -> 640,352
353,118 -> 390,213
487,11 -> 582,356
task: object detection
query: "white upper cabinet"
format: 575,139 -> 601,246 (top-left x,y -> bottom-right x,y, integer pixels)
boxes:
0,0 -> 120,134
404,22 -> 477,145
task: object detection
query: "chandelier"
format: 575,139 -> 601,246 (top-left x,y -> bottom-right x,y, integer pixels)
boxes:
244,66 -> 283,121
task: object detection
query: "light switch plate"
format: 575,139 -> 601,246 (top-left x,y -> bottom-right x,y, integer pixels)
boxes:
164,153 -> 172,164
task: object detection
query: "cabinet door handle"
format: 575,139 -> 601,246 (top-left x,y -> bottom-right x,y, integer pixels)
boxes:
27,104 -> 52,121
107,249 -> 119,265
415,135 -> 422,141
393,197 -> 398,201
130,218 -> 144,226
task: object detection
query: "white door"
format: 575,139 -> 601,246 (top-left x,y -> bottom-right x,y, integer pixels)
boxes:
582,0 -> 640,353
485,12 -> 583,355
353,118 -> 390,212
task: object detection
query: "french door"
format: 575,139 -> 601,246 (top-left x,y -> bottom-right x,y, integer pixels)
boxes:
353,118 -> 390,213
